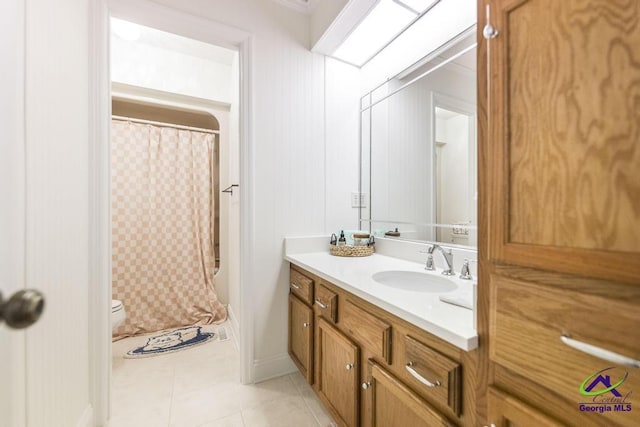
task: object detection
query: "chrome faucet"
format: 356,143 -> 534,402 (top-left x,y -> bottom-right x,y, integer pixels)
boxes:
428,244 -> 455,276
459,259 -> 472,280
459,258 -> 478,280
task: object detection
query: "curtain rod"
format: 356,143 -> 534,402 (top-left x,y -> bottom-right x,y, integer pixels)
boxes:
112,115 -> 220,135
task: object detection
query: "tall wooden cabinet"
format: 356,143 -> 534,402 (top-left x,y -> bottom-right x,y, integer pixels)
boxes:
479,0 -> 640,425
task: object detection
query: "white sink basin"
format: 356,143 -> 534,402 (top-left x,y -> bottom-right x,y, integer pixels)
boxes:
372,270 -> 457,293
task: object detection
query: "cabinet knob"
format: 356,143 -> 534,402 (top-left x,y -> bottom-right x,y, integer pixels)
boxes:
303,322 -> 310,328
362,382 -> 371,390
483,5 -> 499,39
345,363 -> 354,371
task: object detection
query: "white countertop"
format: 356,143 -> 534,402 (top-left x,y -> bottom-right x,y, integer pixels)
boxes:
285,241 -> 478,351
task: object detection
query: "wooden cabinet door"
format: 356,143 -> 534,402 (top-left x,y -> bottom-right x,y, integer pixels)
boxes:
288,294 -> 313,384
487,387 -> 562,427
368,362 -> 454,427
480,1 -> 640,424
317,318 -> 359,427
485,0 -> 640,283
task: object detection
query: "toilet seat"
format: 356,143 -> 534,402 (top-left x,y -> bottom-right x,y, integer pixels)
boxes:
112,299 -> 123,314
112,299 -> 126,331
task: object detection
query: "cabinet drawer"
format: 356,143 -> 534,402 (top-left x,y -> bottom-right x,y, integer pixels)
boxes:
369,361 -> 455,427
404,336 -> 461,416
491,274 -> 640,426
487,387 -> 563,427
290,268 -> 314,305
315,283 -> 338,323
342,300 -> 392,364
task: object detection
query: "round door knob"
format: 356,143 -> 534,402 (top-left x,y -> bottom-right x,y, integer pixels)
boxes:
345,363 -> 354,370
303,322 -> 310,328
362,382 -> 371,390
0,289 -> 45,329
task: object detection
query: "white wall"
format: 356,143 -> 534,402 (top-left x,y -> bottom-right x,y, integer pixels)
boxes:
150,0 -> 361,380
325,58 -> 361,234
227,53 -> 241,335
111,34 -> 234,103
439,113 -> 470,231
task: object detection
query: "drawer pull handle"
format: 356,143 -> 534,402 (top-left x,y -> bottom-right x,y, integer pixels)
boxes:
345,363 -> 354,371
405,362 -> 441,388
560,335 -> 640,368
315,298 -> 328,309
303,322 -> 310,328
362,382 -> 371,390
291,282 -> 300,290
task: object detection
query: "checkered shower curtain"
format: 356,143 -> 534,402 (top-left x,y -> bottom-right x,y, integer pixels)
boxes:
111,120 -> 227,340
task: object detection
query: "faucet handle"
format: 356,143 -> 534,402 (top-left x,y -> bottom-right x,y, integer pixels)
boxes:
459,259 -> 473,280
424,254 -> 435,271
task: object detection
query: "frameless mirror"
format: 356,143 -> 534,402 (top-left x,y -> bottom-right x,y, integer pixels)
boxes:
360,30 -> 477,247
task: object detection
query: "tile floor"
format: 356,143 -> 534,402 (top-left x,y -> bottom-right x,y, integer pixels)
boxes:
110,323 -> 335,427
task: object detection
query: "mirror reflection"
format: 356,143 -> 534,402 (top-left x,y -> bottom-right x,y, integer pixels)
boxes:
360,31 -> 477,247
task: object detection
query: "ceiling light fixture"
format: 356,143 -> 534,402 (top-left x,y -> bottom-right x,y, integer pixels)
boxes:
332,0 -> 439,67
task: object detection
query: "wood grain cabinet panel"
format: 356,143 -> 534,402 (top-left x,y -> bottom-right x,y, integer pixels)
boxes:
369,362 -> 455,427
315,283 -> 338,323
317,318 -> 359,427
288,294 -> 313,384
486,0 -> 640,282
342,299 -> 392,364
290,268 -> 314,305
490,274 -> 640,426
404,335 -> 462,416
487,387 -> 563,427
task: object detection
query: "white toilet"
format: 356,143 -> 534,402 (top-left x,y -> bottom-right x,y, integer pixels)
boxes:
111,299 -> 126,331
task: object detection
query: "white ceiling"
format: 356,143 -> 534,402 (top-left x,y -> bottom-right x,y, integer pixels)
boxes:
450,49 -> 476,72
111,18 -> 236,65
270,0 -> 320,14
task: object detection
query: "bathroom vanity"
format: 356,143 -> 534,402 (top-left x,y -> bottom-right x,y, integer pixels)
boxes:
285,240 -> 478,427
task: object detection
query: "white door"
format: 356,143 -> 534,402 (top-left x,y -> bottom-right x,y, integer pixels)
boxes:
0,1 -> 94,426
0,2 -> 28,426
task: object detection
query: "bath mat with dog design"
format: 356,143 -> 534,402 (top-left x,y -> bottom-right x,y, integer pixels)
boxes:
124,325 -> 228,358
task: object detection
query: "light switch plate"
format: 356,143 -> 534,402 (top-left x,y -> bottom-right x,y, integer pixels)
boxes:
351,192 -> 360,208
351,192 -> 368,208
359,192 -> 368,208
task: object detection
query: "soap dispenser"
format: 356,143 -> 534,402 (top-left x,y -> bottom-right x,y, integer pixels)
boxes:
337,230 -> 346,246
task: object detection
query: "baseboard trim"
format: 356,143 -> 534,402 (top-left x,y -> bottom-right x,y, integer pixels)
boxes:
77,404 -> 94,427
227,304 -> 240,351
253,352 -> 297,383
